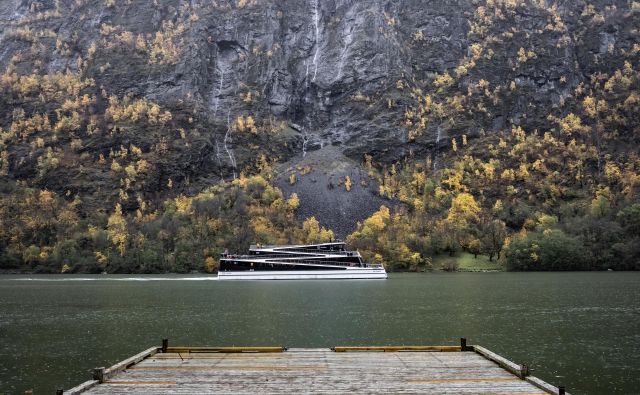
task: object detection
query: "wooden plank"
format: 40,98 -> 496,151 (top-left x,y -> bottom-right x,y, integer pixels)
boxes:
164,346 -> 284,353
409,378 -> 523,383
527,376 -> 571,395
471,345 -> 524,378
100,347 -> 159,382
105,381 -> 177,385
333,345 -> 462,352
130,365 -> 327,371
85,387 -> 545,395
64,380 -> 99,395
85,375 -> 544,392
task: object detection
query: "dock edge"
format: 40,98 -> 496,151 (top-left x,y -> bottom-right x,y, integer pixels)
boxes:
60,338 -> 569,395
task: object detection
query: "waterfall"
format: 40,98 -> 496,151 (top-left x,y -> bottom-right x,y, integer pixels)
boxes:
336,25 -> 353,80
302,131 -> 309,158
433,126 -> 443,171
336,45 -> 349,80
214,140 -> 226,181
311,0 -> 321,82
211,69 -> 225,118
223,110 -> 237,179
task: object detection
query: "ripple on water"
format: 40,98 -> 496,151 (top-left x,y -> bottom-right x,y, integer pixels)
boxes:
8,276 -> 220,281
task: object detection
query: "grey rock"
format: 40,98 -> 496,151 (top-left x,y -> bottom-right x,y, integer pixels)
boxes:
0,0 -> 637,233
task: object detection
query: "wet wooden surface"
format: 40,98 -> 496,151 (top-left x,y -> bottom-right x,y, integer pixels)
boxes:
74,347 -> 555,394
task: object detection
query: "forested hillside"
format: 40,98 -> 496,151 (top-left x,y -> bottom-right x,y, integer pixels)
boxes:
0,0 -> 638,272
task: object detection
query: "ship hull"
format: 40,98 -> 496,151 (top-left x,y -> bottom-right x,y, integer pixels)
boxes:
217,268 -> 387,280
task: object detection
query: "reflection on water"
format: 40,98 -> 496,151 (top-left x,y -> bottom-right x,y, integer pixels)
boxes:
9,276 -> 219,281
0,272 -> 638,394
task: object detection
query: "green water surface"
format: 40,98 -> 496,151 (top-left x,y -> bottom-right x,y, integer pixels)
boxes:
0,272 -> 638,394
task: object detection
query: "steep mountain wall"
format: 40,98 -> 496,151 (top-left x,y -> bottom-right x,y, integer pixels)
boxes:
3,0 -> 634,156
0,0 -> 638,235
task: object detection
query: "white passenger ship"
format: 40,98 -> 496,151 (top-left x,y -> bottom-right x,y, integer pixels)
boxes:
217,242 -> 387,280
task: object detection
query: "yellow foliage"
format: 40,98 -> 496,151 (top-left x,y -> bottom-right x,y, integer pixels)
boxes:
501,168 -> 515,181
149,21 -> 185,65
107,203 -> 128,256
447,192 -> 480,224
136,34 -> 147,51
482,162 -> 495,179
470,43 -> 483,60
583,96 -> 597,118
434,72 -> 453,89
233,115 -> 258,133
174,195 -> 193,214
363,206 -> 390,233
287,193 -> 300,210
518,164 -> 529,179
94,251 -> 108,266
517,47 -> 536,64
455,64 -> 468,78
204,257 -> 217,273
302,217 -> 335,243
250,216 -> 277,243
560,113 -> 588,136
442,169 -> 465,192
604,162 -> 621,183
589,187 -> 613,217
130,145 -> 143,157
492,199 -> 503,214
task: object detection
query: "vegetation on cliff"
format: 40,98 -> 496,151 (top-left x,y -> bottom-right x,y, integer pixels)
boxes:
348,125 -> 640,271
0,171 -> 334,273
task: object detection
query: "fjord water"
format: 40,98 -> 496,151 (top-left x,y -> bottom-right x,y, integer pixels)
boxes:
0,273 -> 638,395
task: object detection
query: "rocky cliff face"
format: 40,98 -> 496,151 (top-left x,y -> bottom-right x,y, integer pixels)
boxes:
0,0 -> 638,234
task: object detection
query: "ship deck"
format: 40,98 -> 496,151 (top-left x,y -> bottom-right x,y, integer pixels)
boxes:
64,341 -> 568,394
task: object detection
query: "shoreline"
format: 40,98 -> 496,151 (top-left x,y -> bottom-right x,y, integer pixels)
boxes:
0,269 -> 628,275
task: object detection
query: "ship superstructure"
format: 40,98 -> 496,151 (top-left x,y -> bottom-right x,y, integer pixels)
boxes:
218,242 -> 387,280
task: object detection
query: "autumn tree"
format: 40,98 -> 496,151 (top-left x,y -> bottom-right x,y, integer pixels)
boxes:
480,218 -> 507,261
107,203 -> 128,256
302,217 -> 334,244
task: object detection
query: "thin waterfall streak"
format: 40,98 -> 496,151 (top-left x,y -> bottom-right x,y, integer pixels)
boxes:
311,0 -> 321,82
305,62 -> 310,89
223,110 -> 237,179
212,69 -> 225,118
302,133 -> 308,158
215,140 -> 226,182
337,44 -> 348,80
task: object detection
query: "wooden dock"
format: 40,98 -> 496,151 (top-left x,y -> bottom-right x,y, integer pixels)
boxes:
63,339 -> 568,394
